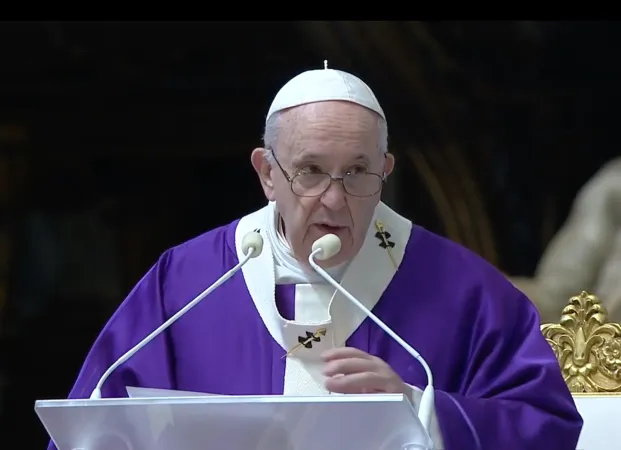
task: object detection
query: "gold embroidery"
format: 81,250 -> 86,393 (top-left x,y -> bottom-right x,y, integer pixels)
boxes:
282,328 -> 327,359
374,220 -> 398,270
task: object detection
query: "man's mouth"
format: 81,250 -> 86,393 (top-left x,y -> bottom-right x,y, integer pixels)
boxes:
314,223 -> 345,233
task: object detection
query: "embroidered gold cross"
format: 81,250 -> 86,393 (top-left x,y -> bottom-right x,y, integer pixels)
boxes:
281,328 -> 327,359
374,220 -> 398,270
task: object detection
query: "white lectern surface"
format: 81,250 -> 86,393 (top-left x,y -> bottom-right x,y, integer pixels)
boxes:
574,394 -> 621,450
36,393 -> 432,450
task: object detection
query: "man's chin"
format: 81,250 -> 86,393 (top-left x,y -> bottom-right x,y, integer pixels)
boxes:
316,254 -> 348,269
306,231 -> 352,265
295,246 -> 351,271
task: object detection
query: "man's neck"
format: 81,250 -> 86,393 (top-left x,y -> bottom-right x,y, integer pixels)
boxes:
268,209 -> 348,284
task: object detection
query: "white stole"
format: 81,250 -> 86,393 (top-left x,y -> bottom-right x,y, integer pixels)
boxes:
235,201 -> 412,394
235,202 -> 444,449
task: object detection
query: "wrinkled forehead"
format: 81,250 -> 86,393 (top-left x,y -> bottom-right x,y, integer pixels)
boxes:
277,101 -> 381,158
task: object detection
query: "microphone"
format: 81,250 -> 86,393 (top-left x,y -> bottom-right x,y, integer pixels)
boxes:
309,234 -> 435,434
89,231 -> 264,399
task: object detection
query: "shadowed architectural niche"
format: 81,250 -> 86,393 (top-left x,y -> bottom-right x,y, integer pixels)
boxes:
541,291 -> 621,393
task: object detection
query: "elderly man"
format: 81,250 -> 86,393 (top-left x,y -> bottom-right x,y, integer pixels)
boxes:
51,66 -> 582,449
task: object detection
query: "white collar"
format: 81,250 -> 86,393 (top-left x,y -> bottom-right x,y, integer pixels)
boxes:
235,200 -> 413,348
265,203 -> 348,284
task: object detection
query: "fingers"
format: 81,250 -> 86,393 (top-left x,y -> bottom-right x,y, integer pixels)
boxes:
321,346 -> 374,362
325,372 -> 385,394
323,357 -> 375,377
320,347 -> 405,395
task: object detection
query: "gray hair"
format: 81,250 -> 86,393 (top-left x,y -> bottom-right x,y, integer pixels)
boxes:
262,109 -> 388,164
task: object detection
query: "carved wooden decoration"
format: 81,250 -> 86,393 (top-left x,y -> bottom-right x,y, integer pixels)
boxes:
541,291 -> 621,393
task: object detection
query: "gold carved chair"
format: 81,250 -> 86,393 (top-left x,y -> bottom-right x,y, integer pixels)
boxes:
541,291 -> 621,393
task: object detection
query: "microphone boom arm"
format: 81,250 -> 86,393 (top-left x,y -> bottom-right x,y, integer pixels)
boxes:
308,243 -> 435,434
89,232 -> 263,399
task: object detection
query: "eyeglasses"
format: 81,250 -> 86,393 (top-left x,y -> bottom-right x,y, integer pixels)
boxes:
269,149 -> 386,198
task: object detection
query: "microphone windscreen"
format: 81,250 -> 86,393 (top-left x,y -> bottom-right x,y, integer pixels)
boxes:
242,232 -> 264,257
311,234 -> 342,260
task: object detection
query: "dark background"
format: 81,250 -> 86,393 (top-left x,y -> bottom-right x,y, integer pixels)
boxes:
0,21 -> 618,448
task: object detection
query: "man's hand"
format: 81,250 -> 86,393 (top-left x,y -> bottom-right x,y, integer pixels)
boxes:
321,347 -> 406,394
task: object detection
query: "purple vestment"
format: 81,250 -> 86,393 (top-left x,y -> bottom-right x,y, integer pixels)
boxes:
46,216 -> 582,449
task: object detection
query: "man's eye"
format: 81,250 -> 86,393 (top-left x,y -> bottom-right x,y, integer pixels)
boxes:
298,165 -> 323,175
347,165 -> 368,175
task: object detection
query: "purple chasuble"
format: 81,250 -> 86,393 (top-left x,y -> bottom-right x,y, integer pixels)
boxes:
48,218 -> 582,450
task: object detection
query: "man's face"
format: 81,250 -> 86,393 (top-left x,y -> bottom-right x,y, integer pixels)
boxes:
252,101 -> 395,266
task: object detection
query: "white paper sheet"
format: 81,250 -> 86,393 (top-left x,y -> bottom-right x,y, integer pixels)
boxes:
126,386 -> 231,398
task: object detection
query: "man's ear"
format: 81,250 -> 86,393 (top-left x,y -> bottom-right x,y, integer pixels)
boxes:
251,148 -> 275,201
383,152 -> 395,177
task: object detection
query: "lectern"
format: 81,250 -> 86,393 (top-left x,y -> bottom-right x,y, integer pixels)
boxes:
35,393 -> 432,450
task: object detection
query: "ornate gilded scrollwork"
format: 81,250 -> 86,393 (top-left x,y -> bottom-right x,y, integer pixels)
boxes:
541,291 -> 621,393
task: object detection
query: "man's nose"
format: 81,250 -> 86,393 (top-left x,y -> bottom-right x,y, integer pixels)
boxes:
320,179 -> 347,210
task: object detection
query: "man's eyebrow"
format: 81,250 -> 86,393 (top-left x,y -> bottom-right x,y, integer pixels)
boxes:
289,149 -> 331,165
291,152 -> 371,164
352,154 -> 371,163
